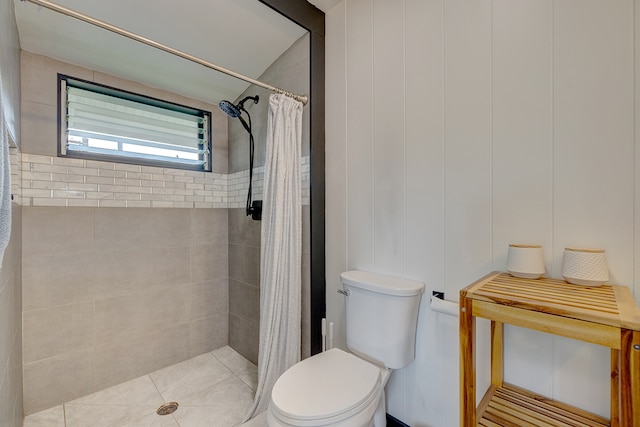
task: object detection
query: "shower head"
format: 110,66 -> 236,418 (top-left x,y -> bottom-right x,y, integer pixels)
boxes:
218,100 -> 242,118
218,95 -> 259,119
218,95 -> 259,134
218,95 -> 261,221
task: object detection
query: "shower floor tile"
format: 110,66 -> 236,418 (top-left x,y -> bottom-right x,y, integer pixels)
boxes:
23,346 -> 268,427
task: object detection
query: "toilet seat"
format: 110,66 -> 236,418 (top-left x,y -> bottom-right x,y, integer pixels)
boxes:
270,348 -> 382,426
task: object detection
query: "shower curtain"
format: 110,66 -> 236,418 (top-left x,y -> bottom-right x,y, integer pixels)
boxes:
244,93 -> 303,419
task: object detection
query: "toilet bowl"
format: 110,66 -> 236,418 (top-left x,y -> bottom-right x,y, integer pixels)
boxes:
267,348 -> 390,427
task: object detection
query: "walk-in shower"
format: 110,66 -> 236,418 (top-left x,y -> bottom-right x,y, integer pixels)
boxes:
14,1 -> 323,422
219,95 -> 262,220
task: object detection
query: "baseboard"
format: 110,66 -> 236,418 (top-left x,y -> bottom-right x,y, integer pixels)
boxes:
386,413 -> 410,427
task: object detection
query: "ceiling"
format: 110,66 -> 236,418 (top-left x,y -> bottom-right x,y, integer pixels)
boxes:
13,0 -> 316,106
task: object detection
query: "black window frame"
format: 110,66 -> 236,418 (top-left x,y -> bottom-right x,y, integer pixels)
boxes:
57,74 -> 213,172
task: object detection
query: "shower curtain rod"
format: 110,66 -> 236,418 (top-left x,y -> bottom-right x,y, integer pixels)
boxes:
22,0 -> 309,105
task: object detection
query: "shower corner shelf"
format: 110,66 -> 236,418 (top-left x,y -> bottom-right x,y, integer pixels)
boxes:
459,271 -> 640,427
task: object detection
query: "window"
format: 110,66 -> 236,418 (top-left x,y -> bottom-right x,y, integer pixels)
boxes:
59,75 -> 211,171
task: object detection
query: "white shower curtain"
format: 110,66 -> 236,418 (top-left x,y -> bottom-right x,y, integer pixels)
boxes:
244,93 -> 303,420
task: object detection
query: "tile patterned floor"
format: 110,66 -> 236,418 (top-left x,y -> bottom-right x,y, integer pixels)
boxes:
23,346 -> 268,427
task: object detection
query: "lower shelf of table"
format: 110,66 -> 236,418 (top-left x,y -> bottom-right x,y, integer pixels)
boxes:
476,384 -> 610,427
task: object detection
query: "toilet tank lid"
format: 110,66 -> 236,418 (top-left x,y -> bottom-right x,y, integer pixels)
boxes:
340,271 -> 424,296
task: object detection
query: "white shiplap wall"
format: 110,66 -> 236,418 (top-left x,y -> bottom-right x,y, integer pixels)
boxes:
325,0 -> 637,425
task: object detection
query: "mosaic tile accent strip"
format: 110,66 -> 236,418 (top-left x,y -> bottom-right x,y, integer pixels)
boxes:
9,147 -> 22,205
16,154 -> 310,208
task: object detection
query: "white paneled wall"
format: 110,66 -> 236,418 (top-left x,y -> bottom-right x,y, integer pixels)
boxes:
325,0 -> 638,425
491,0 -> 556,405
551,0 -> 634,416
403,0 -> 447,423
372,0 -> 405,276
345,0 -> 375,273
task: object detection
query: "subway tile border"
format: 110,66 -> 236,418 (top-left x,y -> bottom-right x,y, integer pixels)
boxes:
226,156 -> 310,208
9,146 -> 22,205
14,153 -> 310,208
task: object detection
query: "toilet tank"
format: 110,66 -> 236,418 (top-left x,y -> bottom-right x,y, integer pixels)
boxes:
340,271 -> 424,369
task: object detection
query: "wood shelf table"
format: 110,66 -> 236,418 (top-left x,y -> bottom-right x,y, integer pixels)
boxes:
460,272 -> 640,427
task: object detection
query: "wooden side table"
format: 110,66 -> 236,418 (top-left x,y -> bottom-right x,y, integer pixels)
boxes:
459,272 -> 640,427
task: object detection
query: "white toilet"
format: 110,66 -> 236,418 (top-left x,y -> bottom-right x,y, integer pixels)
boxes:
267,270 -> 424,427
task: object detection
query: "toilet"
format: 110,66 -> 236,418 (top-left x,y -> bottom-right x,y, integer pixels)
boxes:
267,270 -> 424,427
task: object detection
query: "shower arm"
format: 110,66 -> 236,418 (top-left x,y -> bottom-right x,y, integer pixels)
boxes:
21,0 -> 309,105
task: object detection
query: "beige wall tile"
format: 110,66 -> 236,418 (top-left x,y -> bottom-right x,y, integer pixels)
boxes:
93,324 -> 191,391
228,314 -> 258,365
191,208 -> 228,244
228,279 -> 259,325
23,207 -> 94,257
23,349 -> 94,415
190,242 -> 228,283
21,52 -> 93,106
211,111 -> 229,174
0,269 -> 18,382
94,286 -> 190,343
228,243 -> 259,286
23,301 -> 95,363
20,100 -> 57,156
0,204 -> 22,276
94,208 -> 190,251
0,203 -> 23,427
228,208 -> 261,247
22,252 -> 99,311
189,312 -> 228,358
105,246 -> 191,292
0,332 -> 24,427
189,278 -> 228,321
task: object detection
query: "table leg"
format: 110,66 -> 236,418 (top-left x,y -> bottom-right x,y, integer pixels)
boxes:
619,329 -> 640,426
611,348 -> 619,427
491,320 -> 504,388
460,296 -> 476,427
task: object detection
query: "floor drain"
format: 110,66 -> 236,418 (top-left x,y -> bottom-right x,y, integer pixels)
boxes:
156,402 -> 179,416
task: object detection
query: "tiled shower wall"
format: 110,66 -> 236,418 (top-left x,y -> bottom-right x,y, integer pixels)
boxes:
21,207 -> 228,414
0,0 -> 22,424
0,201 -> 22,427
0,182 -> 22,426
17,52 -> 234,415
227,205 -> 311,366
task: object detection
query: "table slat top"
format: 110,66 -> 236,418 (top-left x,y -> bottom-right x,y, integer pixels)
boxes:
461,272 -> 640,330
